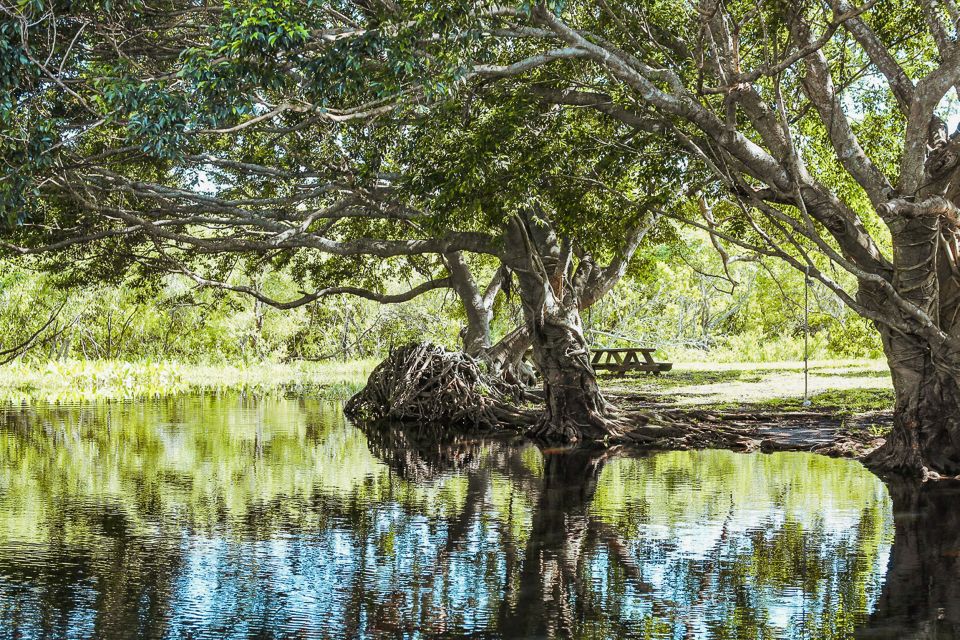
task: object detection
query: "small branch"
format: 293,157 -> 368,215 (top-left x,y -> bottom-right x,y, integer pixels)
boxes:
0,301 -> 66,364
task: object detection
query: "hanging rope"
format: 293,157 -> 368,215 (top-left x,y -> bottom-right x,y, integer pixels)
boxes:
803,265 -> 811,406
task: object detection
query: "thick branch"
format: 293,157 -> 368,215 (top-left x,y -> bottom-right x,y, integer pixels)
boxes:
901,49 -> 960,194
793,16 -> 894,206
833,0 -> 915,112
181,272 -> 453,311
531,86 -> 670,135
578,215 -> 657,309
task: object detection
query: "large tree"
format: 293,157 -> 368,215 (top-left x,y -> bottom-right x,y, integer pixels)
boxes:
411,0 -> 960,477
397,89 -> 675,438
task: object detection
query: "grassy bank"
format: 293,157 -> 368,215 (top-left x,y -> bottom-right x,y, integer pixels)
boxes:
0,359 -> 378,404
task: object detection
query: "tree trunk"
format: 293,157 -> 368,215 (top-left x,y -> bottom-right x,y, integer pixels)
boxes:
863,186 -> 960,478
529,301 -> 619,441
502,213 -> 622,442
445,251 -> 493,356
486,216 -> 654,395
866,329 -> 960,477
461,318 -> 491,356
486,326 -> 537,387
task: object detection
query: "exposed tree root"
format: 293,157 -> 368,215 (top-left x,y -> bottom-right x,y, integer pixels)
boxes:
622,408 -> 766,451
526,405 -> 760,452
344,342 -> 536,430
861,414 -> 960,481
346,342 -> 766,453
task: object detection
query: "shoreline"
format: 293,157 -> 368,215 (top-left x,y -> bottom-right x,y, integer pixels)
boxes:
1,359 -> 893,465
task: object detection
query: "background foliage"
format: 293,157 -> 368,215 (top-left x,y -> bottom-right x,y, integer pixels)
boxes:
1,222 -> 882,365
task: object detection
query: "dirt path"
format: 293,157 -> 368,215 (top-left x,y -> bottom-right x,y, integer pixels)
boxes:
602,359 -> 891,404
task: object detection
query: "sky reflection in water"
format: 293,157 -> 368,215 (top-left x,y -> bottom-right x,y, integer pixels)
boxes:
0,396 -> 915,638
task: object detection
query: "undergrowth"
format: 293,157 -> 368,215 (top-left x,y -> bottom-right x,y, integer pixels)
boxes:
0,359 -> 375,404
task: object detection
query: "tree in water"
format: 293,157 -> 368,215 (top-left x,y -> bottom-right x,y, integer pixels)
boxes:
502,211 -> 623,441
399,90 -> 678,440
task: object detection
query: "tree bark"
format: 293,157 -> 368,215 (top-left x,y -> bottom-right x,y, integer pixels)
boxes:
866,328 -> 960,476
863,184 -> 960,477
445,251 -> 494,356
486,325 -> 538,387
502,213 -> 622,442
528,301 -> 619,441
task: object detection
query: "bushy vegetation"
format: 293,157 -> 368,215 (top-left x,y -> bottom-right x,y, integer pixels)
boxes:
2,227 -> 882,367
587,230 -> 885,362
0,358 -> 373,404
0,262 -> 465,364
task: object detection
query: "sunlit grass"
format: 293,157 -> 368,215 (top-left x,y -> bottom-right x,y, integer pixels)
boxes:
748,388 -> 896,414
0,359 -> 377,404
606,359 -> 893,408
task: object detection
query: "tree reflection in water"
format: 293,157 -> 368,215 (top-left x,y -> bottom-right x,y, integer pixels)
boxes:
858,480 -> 960,639
0,398 -> 914,638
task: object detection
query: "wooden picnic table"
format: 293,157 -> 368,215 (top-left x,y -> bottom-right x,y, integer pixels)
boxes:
590,347 -> 673,374
522,347 -> 672,375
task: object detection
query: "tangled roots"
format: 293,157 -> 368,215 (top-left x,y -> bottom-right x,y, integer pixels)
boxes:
345,342 -> 536,430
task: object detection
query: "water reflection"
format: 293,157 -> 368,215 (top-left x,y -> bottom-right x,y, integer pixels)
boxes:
858,480 -> 960,639
0,397 -> 912,638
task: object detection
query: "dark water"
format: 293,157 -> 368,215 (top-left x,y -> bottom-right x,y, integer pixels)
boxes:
0,397 -> 953,639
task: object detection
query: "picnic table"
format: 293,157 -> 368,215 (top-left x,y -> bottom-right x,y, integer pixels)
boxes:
522,347 -> 672,375
590,347 -> 672,374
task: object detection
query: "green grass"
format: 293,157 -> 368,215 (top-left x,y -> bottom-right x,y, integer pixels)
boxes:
602,367 -> 777,391
709,388 -> 895,414
0,359 -> 377,404
604,359 -> 893,410
1,357 -> 895,418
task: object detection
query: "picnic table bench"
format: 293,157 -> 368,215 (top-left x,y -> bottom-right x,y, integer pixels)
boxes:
523,347 -> 672,375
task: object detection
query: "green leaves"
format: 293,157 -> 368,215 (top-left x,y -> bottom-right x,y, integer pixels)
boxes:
93,74 -> 190,158
220,0 -> 311,56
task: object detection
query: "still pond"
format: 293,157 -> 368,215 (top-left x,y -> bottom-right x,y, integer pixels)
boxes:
0,396 -> 956,639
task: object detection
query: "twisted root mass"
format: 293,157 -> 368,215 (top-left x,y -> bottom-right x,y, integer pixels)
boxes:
345,342 -> 534,430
